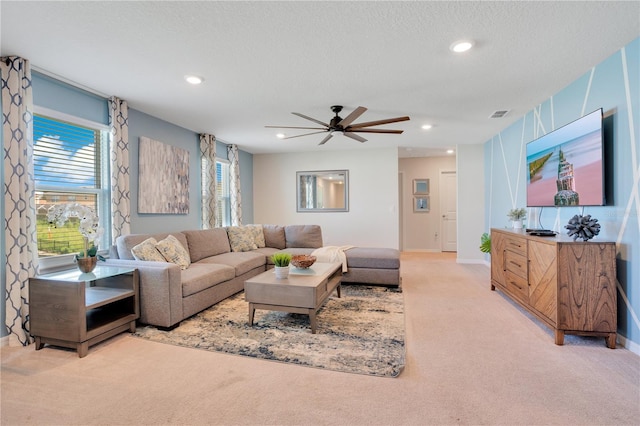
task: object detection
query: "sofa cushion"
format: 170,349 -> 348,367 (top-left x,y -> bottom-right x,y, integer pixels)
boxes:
247,224 -> 266,248
263,225 -> 286,249
199,251 -> 265,276
285,225 -> 323,248
181,263 -> 236,297
183,228 -> 231,262
116,232 -> 189,261
345,247 -> 400,269
156,235 -> 191,270
131,238 -> 167,262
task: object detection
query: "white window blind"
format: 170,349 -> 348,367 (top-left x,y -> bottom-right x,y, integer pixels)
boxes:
33,112 -> 109,259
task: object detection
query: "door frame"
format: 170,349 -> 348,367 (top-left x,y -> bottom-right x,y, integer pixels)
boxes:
439,169 -> 457,252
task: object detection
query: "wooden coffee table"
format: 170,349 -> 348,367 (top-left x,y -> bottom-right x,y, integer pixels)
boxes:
244,262 -> 342,333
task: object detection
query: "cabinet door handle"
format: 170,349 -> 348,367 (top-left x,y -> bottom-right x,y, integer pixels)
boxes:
502,250 -> 507,271
510,280 -> 523,290
509,260 -> 522,268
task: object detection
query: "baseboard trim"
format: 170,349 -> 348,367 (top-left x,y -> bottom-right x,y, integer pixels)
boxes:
617,334 -> 640,356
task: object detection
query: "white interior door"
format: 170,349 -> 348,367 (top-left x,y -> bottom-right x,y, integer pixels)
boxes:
440,170 -> 457,252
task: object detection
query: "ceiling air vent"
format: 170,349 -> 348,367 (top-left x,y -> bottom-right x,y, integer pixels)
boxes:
489,110 -> 510,119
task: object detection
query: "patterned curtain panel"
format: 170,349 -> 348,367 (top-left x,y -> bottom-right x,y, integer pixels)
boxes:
2,56 -> 38,346
200,133 -> 217,229
109,96 -> 131,240
228,144 -> 243,226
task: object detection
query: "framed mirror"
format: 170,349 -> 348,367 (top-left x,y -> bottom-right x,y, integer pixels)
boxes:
297,170 -> 349,212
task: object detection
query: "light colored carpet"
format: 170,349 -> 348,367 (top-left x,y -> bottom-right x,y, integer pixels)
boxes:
133,285 -> 405,377
1,252 -> 639,425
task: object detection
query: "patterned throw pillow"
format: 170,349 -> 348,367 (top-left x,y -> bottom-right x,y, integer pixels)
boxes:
155,234 -> 191,269
227,226 -> 258,252
131,238 -> 166,262
247,224 -> 266,248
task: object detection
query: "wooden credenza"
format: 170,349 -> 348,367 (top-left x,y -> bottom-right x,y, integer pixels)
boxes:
490,228 -> 617,348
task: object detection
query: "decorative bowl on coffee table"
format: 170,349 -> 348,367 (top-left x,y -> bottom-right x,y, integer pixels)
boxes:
291,255 -> 316,269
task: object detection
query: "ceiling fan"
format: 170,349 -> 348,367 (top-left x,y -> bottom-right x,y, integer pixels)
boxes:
266,105 -> 410,145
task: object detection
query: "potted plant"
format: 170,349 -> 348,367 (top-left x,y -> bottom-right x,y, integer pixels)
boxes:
507,208 -> 526,229
47,203 -> 104,273
271,253 -> 292,279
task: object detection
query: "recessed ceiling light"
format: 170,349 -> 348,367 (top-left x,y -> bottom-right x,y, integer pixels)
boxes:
450,40 -> 474,53
276,133 -> 286,139
421,124 -> 433,130
184,75 -> 204,85
447,149 -> 455,154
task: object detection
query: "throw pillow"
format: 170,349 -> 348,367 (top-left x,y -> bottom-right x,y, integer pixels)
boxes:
227,226 -> 258,252
155,234 -> 191,269
247,224 -> 266,248
131,238 -> 166,262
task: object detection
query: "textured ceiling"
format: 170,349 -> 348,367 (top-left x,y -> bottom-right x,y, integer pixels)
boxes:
2,1 -> 639,157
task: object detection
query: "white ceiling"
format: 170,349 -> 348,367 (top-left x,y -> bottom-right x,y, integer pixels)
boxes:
2,1 -> 638,157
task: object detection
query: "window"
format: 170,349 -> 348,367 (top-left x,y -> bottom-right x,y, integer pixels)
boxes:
216,160 -> 231,226
201,157 -> 230,227
33,110 -> 110,260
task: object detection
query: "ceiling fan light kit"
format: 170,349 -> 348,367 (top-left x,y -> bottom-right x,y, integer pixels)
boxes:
266,105 -> 410,145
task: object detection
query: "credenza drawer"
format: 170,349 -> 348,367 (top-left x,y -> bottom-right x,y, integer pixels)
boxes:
506,271 -> 529,303
504,250 -> 527,279
503,235 -> 527,257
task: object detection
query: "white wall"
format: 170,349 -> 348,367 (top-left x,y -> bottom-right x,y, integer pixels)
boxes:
399,156 -> 456,251
253,148 -> 399,248
456,144 -> 486,263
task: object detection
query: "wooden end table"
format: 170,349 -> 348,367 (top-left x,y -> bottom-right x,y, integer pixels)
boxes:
244,262 -> 342,333
29,265 -> 139,357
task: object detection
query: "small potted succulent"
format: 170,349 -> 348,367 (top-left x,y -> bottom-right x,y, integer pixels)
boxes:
271,253 -> 292,279
507,208 -> 526,229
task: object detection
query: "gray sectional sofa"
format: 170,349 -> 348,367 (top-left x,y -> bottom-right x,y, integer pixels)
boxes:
104,224 -> 400,328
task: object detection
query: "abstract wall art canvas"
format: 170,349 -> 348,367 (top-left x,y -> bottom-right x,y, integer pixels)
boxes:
138,137 -> 190,214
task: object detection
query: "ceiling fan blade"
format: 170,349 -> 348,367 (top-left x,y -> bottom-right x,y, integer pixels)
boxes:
292,112 -> 329,127
348,116 -> 410,129
343,132 -> 367,143
337,106 -> 367,128
318,133 -> 334,145
282,130 -> 329,140
349,128 -> 404,134
265,125 -> 326,130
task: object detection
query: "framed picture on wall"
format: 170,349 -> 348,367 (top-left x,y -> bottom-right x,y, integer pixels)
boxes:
138,136 -> 190,214
414,196 -> 429,212
413,178 -> 429,195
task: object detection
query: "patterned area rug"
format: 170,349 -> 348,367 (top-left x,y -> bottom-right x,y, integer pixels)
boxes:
133,285 -> 405,377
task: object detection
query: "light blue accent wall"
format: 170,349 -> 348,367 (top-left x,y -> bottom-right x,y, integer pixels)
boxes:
484,37 -> 640,347
32,72 -> 109,125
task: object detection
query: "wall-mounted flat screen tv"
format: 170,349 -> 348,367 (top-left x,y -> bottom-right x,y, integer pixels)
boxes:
526,108 -> 605,207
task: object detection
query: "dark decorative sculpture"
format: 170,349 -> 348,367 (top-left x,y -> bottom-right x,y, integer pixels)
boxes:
565,214 -> 601,241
